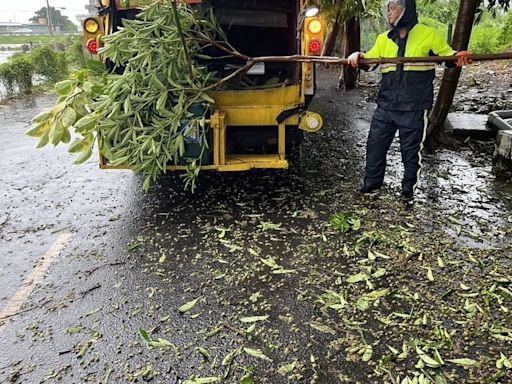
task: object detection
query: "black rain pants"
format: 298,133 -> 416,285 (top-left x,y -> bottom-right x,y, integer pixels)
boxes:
363,107 -> 428,195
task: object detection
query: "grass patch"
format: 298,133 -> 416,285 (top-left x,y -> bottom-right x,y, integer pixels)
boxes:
0,34 -> 78,46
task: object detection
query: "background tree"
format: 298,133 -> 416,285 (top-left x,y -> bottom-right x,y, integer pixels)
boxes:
319,0 -> 382,89
417,0 -> 459,24
29,7 -> 77,32
427,0 -> 511,141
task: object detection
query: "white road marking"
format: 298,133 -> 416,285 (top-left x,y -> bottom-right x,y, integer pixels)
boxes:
0,232 -> 72,329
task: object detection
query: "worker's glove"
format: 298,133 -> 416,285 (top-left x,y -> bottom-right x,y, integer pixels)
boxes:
347,52 -> 362,68
455,51 -> 473,67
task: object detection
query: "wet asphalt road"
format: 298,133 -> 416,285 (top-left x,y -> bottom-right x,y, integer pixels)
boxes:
1,69 -> 511,383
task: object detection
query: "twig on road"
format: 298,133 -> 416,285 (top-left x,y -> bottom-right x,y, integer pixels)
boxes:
51,226 -> 72,234
0,360 -> 22,372
79,284 -> 101,298
0,213 -> 10,227
82,261 -> 126,277
0,298 -> 52,323
222,322 -> 245,337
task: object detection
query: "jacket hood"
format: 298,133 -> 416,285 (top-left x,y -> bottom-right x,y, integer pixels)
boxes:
393,0 -> 418,30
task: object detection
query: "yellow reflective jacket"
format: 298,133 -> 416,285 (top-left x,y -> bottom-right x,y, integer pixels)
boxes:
363,23 -> 456,111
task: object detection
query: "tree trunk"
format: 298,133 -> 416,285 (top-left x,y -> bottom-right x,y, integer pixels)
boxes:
322,12 -> 341,57
427,0 -> 479,139
342,15 -> 360,90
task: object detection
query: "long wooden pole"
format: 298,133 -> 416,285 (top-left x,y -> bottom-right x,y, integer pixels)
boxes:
192,38 -> 512,65
244,52 -> 512,65
192,35 -> 512,65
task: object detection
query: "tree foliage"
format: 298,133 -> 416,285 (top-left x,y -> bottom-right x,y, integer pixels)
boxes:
418,0 -> 460,24
28,2 -> 228,192
29,7 -> 76,31
0,54 -> 34,95
319,0 -> 383,24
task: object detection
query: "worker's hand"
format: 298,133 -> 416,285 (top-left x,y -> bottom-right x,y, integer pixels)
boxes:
455,50 -> 473,67
347,52 -> 363,68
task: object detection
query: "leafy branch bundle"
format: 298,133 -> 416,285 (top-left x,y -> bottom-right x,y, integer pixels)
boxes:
27,1 -> 226,191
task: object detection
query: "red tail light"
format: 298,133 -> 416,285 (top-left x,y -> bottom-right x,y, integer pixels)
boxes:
309,40 -> 322,55
86,39 -> 98,54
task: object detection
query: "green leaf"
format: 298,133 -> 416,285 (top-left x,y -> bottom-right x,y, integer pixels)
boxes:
69,137 -> 92,154
416,346 -> 442,368
61,127 -> 71,144
54,80 -> 74,95
362,345 -> 373,362
74,147 -> 93,165
243,347 -> 272,362
364,288 -> 389,300
387,345 -> 399,354
138,328 -> 151,343
356,297 -> 370,311
372,268 -> 387,278
346,272 -> 368,284
127,240 -> 142,251
74,114 -> 98,131
240,372 -> 254,384
36,131 -> 50,148
49,121 -> 64,145
278,361 -> 297,375
426,267 -> 434,282
156,91 -> 168,113
196,347 -> 211,360
26,121 -> 50,138
246,323 -> 256,335
144,336 -> 177,350
446,358 -> 479,366
222,348 -> 241,367
178,298 -> 199,313
61,107 -> 77,128
183,377 -> 222,384
66,326 -> 83,335
86,59 -> 107,74
239,315 -> 269,323
271,269 -> 296,275
496,353 -> 512,369
309,321 -> 336,335
32,109 -> 53,124
199,92 -> 215,104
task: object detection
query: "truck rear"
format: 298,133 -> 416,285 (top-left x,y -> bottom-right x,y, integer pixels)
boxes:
83,0 -> 325,171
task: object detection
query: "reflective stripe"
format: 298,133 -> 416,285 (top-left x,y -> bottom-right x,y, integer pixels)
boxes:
381,62 -> 435,68
381,63 -> 436,73
364,24 -> 456,61
404,62 -> 436,66
412,110 -> 429,192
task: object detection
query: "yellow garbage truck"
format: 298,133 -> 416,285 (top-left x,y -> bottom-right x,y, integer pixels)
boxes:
83,0 -> 325,172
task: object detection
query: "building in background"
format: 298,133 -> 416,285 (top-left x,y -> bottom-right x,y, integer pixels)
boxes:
0,22 -> 24,34
0,21 -> 61,35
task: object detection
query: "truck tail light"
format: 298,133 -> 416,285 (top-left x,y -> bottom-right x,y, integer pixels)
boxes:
307,19 -> 323,35
309,40 -> 322,55
86,39 -> 98,54
84,18 -> 100,34
305,17 -> 325,56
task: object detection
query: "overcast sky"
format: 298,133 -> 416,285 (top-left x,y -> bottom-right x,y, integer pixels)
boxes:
0,0 -> 89,25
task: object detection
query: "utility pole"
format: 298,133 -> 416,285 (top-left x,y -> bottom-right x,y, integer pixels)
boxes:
46,0 -> 53,36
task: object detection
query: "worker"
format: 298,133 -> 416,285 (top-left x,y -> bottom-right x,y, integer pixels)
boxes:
347,0 -> 472,202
